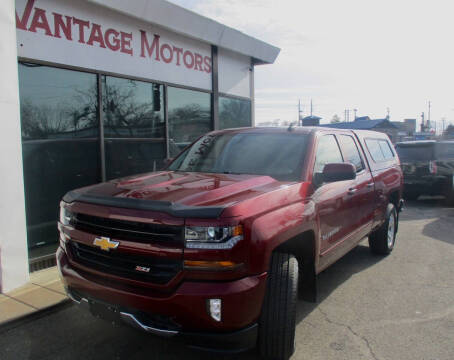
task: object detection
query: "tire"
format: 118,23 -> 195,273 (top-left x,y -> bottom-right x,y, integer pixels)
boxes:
368,203 -> 397,255
258,252 -> 298,360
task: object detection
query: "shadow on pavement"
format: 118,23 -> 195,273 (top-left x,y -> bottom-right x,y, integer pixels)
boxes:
296,244 -> 383,324
400,197 -> 454,245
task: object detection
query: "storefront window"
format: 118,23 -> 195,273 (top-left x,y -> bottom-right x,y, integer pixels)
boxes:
18,63 -> 100,256
102,76 -> 166,179
168,87 -> 211,157
17,63 -> 237,260
219,96 -> 251,129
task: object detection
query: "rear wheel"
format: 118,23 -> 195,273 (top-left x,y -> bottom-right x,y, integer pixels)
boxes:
258,252 -> 298,360
369,203 -> 397,255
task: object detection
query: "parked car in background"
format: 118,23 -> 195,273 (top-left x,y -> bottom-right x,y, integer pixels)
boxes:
395,140 -> 454,203
58,127 -> 403,360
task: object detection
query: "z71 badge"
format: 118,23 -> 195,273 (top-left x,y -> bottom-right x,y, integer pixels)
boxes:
135,265 -> 151,273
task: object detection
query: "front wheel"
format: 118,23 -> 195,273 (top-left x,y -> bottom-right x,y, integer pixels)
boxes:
369,203 -> 397,255
258,252 -> 298,360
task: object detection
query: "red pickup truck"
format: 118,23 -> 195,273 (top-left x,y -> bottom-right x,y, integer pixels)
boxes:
57,127 -> 403,360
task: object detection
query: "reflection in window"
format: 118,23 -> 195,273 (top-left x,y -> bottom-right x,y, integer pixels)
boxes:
314,135 -> 343,173
338,135 -> 364,172
365,139 -> 386,162
169,132 -> 308,181
219,96 -> 251,129
379,140 -> 394,160
18,63 -> 100,253
105,139 -> 166,180
168,87 -> 211,157
102,76 -> 166,179
19,63 -> 98,139
102,76 -> 164,138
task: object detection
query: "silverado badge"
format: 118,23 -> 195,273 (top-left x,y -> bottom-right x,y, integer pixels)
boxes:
93,236 -> 119,251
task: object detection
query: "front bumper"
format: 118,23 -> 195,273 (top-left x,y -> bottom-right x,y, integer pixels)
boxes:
57,247 -> 266,352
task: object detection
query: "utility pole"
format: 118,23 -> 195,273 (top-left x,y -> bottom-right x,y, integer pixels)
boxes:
298,99 -> 303,126
428,101 -> 431,122
310,99 -> 313,117
421,112 -> 425,132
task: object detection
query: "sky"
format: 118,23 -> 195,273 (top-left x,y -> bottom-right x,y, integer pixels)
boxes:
168,0 -> 454,131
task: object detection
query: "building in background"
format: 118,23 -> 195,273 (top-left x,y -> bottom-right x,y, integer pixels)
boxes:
301,115 -> 322,126
391,119 -> 417,142
320,117 -> 398,142
0,0 -> 279,292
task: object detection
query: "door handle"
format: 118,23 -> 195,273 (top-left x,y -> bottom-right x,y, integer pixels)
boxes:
367,182 -> 374,188
347,188 -> 357,195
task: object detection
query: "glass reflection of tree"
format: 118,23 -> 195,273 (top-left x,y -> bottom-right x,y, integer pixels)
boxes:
103,79 -> 164,138
169,104 -> 211,143
220,98 -> 251,129
20,86 -> 98,140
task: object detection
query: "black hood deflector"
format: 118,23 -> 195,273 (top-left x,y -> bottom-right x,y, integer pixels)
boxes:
63,191 -> 226,219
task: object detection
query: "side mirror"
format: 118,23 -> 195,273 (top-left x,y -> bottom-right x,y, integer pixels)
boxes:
322,163 -> 356,183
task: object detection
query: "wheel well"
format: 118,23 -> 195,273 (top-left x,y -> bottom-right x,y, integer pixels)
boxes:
389,190 -> 400,231
274,230 -> 317,302
389,190 -> 399,209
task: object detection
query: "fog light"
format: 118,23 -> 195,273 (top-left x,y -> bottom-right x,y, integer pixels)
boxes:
208,298 -> 222,322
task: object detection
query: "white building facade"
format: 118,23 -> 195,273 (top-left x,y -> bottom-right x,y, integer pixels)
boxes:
0,0 -> 279,292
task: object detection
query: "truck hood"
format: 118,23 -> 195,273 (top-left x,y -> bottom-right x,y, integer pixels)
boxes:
66,171 -> 292,210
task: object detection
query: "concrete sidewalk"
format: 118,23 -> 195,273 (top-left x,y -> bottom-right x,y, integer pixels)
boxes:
0,267 -> 68,325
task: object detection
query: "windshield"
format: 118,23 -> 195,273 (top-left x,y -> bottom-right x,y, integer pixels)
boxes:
168,132 -> 308,181
395,144 -> 434,162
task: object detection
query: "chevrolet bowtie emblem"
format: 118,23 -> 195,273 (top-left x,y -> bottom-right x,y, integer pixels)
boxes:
93,236 -> 119,251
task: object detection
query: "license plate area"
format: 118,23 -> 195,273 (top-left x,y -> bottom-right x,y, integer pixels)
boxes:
88,299 -> 120,323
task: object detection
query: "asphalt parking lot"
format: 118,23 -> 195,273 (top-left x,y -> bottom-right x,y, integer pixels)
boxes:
0,199 -> 453,360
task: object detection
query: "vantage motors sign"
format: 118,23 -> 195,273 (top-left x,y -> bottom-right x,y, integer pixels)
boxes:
15,0 -> 212,90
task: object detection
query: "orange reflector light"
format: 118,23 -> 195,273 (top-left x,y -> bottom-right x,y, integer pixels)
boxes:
184,260 -> 239,269
232,225 -> 243,237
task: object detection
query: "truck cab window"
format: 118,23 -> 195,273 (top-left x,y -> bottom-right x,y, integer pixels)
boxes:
379,140 -> 395,160
314,135 -> 343,173
338,135 -> 364,172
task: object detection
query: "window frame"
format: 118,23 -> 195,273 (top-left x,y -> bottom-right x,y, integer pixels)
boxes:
313,134 -> 344,175
365,138 -> 395,163
337,134 -> 366,173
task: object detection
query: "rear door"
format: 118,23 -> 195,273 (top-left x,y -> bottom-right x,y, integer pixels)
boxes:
337,134 -> 375,240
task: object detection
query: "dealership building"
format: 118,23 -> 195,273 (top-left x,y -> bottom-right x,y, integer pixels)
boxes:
0,0 -> 279,292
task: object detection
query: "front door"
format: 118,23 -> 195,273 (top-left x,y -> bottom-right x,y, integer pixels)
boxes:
312,134 -> 357,257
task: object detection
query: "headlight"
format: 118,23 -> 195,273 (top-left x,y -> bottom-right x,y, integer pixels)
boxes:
59,207 -> 74,226
185,225 -> 243,249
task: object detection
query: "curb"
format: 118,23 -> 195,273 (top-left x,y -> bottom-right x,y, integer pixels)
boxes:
0,299 -> 72,333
